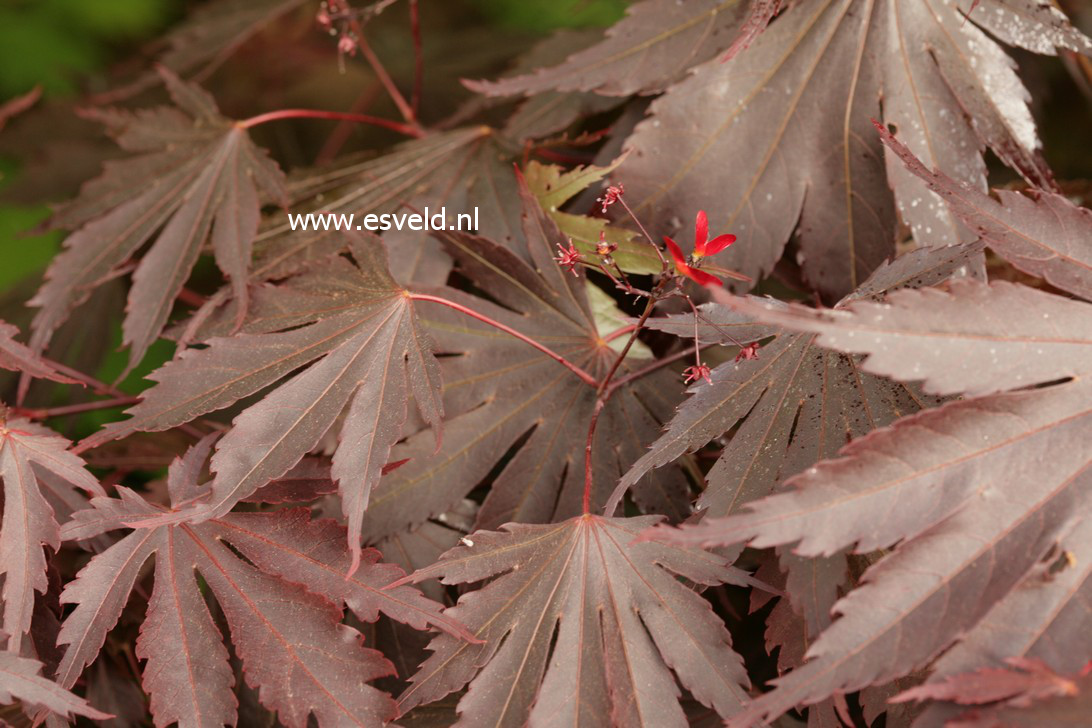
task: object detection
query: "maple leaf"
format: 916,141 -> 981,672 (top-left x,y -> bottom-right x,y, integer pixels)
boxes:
956,0 -> 1092,56
877,121 -> 1092,301
747,552 -> 849,728
0,320 -> 77,384
498,29 -> 624,143
613,0 -> 1089,300
949,678 -> 1092,728
909,517 -> 1092,726
615,244 -> 978,525
154,0 -> 311,87
466,0 -> 749,97
0,417 -> 103,652
81,236 -> 443,570
715,279 -> 1092,397
893,657 -> 1083,708
644,274 -> 1092,724
54,438 -> 473,728
357,174 -> 689,541
894,658 -> 1092,727
28,67 -> 287,371
94,0 -> 312,102
395,514 -> 752,726
524,158 -> 659,274
0,644 -> 109,721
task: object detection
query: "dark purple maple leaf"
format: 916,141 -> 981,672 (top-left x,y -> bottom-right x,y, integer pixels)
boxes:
0,417 -> 103,652
0,320 -> 77,384
358,174 -> 689,540
635,127 -> 1092,722
80,236 -> 443,571
911,515 -> 1092,726
894,657 -> 1092,727
54,436 -> 474,728
0,641 -> 109,721
240,125 -> 520,295
466,0 -> 750,97
28,67 -> 287,372
643,274 -> 1092,724
613,243 -> 979,526
395,514 -> 752,727
610,0 -> 1089,300
877,120 -> 1092,301
892,657 -> 1084,708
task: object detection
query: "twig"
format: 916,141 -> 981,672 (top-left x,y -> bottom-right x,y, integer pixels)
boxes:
617,197 -> 669,271
409,0 -> 423,117
605,341 -> 715,398
238,108 -> 423,138
347,12 -> 420,129
315,82 -> 383,164
17,396 -> 140,419
582,399 -> 606,513
409,293 -> 598,388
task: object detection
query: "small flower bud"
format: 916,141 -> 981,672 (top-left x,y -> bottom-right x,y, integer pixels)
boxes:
595,230 -> 618,257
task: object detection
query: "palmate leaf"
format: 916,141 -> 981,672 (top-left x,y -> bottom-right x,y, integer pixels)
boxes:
467,0 -> 750,97
0,647 -> 108,721
97,0 -> 312,101
0,418 -> 103,652
499,29 -> 624,143
0,320 -> 77,384
894,657 -> 1080,709
878,122 -> 1092,301
958,0 -> 1092,55
647,277 -> 1092,725
910,516 -> 1092,725
81,236 -> 442,569
396,514 -> 752,727
246,126 -> 509,290
616,243 -> 979,524
718,279 -> 1092,397
29,67 -> 286,370
55,439 -> 473,728
612,0 -> 1088,300
153,0 -> 311,86
525,159 -> 660,275
359,174 -> 689,541
894,658 -> 1092,727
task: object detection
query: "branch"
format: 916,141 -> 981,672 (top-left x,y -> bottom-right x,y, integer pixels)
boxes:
238,109 -> 423,138
16,396 -> 141,420
605,341 -> 715,398
409,0 -> 423,117
344,11 -> 420,129
409,293 -> 599,388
